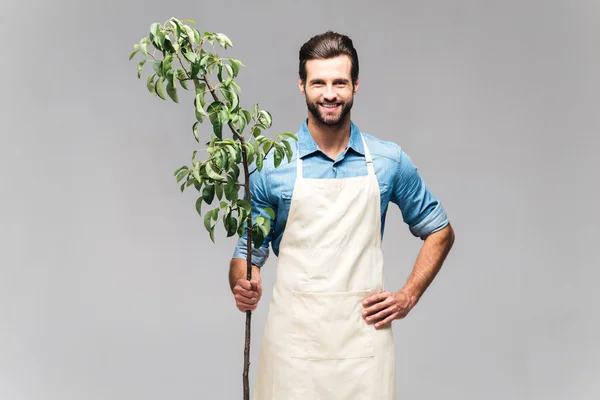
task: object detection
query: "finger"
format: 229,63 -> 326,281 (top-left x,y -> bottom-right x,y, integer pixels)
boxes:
366,305 -> 398,324
362,291 -> 392,307
249,279 -> 260,289
362,296 -> 394,317
235,293 -> 258,305
237,279 -> 253,290
256,283 -> 263,298
374,313 -> 397,329
234,288 -> 258,301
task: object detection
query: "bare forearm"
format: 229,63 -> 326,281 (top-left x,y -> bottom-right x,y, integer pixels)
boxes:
400,223 -> 455,302
229,258 -> 261,292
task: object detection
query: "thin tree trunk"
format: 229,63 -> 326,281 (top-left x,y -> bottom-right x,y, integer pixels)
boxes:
242,146 -> 253,400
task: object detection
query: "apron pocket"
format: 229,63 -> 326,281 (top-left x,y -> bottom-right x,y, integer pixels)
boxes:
290,290 -> 374,360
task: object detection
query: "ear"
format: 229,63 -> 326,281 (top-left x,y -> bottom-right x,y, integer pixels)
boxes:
298,77 -> 305,95
353,77 -> 360,94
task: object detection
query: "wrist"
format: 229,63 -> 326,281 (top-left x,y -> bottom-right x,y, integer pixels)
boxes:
397,286 -> 420,307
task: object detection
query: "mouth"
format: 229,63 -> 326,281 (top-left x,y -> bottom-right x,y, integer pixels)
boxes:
320,103 -> 341,112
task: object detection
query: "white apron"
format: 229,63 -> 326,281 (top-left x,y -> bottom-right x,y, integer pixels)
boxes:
253,134 -> 396,400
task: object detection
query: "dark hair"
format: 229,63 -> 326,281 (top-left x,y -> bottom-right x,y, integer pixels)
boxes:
298,31 -> 359,86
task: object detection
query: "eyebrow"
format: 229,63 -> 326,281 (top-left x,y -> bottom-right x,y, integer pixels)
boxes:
308,78 -> 350,84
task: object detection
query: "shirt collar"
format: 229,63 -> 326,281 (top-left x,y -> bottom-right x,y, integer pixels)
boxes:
296,118 -> 365,159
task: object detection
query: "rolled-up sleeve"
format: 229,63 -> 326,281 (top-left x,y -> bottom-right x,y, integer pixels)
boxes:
391,148 -> 449,239
231,165 -> 275,267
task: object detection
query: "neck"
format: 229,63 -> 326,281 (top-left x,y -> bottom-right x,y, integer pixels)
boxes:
306,114 -> 352,160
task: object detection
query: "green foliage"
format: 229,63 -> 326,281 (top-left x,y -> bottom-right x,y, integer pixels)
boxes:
130,17 -> 296,246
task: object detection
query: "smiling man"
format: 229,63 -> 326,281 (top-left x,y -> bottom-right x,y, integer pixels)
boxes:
228,31 -> 455,399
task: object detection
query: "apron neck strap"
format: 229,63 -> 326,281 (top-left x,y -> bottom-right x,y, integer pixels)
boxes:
296,133 -> 375,179
360,133 -> 375,175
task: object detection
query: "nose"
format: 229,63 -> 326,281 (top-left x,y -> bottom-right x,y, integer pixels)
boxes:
324,84 -> 336,101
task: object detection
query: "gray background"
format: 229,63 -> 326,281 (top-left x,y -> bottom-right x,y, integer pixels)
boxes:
1,0 -> 598,399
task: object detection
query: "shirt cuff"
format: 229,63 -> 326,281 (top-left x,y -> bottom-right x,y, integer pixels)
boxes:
409,202 -> 449,239
232,235 -> 270,267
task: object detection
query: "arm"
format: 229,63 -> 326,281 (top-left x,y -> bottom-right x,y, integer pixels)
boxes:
229,160 -> 275,312
363,148 -> 455,328
398,223 -> 454,307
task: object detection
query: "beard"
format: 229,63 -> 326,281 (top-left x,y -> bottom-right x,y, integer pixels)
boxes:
306,96 -> 354,126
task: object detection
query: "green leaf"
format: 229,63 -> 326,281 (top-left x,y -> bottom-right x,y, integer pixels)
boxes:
237,199 -> 251,214
139,38 -> 148,56
211,208 -> 219,221
215,182 -> 223,200
165,69 -> 175,87
195,196 -> 203,216
281,132 -> 299,141
241,110 -> 252,125
209,225 -> 216,243
217,64 -> 224,83
264,207 -> 275,220
176,70 -> 188,90
129,49 -> 140,61
169,19 -> 182,43
174,165 -> 188,176
176,169 -> 187,182
193,164 -> 202,183
258,110 -> 272,128
152,60 -> 163,76
215,33 -> 233,48
256,152 -> 264,172
274,145 -> 284,168
252,225 -> 265,248
207,101 -> 223,120
226,215 -> 237,237
150,23 -> 159,39
228,87 -> 239,110
167,83 -> 179,103
184,51 -> 197,62
184,25 -> 196,43
202,184 -> 215,204
195,94 -> 208,118
260,218 -> 271,237
282,139 -> 293,163
183,19 -> 196,24
155,77 -> 167,100
156,32 -> 166,51
192,121 -> 200,142
137,59 -> 146,78
225,176 -> 236,200
229,58 -> 244,77
204,208 -> 213,231
230,81 -> 242,93
252,126 -> 261,138
162,54 -> 173,76
206,161 -> 225,180
225,64 -> 234,81
230,163 -> 240,181
253,104 -> 259,117
163,36 -> 177,53
193,28 -> 201,43
146,73 -> 157,95
190,61 -> 200,78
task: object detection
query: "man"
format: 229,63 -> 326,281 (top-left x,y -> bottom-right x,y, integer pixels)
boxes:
228,31 -> 455,399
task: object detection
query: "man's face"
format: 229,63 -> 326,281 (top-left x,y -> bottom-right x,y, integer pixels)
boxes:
299,55 -> 359,126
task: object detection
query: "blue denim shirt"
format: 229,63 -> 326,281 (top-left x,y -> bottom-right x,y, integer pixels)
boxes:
232,119 -> 449,267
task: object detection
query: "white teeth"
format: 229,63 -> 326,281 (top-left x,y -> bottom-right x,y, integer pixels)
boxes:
322,104 -> 338,108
